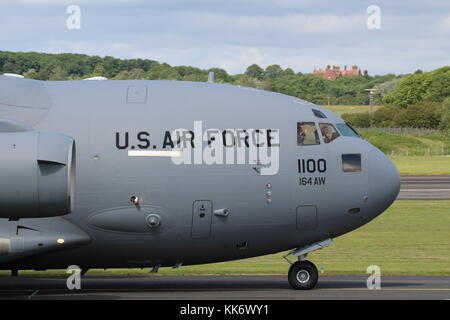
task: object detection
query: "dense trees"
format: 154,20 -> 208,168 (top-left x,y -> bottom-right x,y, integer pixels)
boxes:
391,102 -> 441,129
370,106 -> 398,127
384,67 -> 450,108
0,50 -> 401,106
1,51 -> 448,129
343,101 -> 449,130
341,67 -> 450,130
0,51 -> 161,80
264,64 -> 283,79
245,64 -> 265,80
340,112 -> 371,128
436,98 -> 450,130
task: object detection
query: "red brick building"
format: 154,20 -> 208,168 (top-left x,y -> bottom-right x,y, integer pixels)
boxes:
313,65 -> 367,80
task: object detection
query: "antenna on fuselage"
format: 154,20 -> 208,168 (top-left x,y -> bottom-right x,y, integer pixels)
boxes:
207,71 -> 215,84
2,73 -> 24,78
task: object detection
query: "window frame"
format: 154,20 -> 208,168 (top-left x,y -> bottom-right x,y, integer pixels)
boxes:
319,122 -> 341,144
342,153 -> 362,172
312,109 -> 327,119
297,122 -> 321,146
336,123 -> 361,139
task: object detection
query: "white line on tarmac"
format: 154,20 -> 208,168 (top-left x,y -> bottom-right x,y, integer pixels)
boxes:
400,189 -> 450,192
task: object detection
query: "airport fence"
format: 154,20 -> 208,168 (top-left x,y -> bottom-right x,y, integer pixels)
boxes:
355,127 -> 450,157
355,127 -> 448,136
386,149 -> 449,157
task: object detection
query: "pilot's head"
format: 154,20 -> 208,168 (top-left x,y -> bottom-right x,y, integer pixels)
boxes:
299,124 -> 307,133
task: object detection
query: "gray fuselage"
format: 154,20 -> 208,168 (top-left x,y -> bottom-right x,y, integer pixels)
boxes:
0,77 -> 400,270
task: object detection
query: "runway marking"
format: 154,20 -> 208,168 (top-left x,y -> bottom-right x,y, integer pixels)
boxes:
27,290 -> 39,299
3,287 -> 450,294
400,189 -> 450,192
319,288 -> 450,291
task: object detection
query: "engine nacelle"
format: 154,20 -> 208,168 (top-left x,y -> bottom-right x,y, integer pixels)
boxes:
0,130 -> 75,219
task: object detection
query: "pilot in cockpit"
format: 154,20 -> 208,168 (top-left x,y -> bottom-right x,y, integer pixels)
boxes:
297,122 -> 320,146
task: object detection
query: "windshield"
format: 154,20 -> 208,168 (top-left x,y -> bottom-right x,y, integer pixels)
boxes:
336,123 -> 361,138
319,123 -> 340,143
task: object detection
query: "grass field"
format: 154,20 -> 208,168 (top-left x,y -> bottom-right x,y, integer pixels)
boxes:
322,105 -> 383,116
390,156 -> 450,175
3,201 -> 449,277
322,106 -> 450,161
358,130 -> 450,175
361,131 -> 450,156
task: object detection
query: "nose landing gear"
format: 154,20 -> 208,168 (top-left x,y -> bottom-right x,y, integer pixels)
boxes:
288,260 -> 318,290
284,238 -> 332,290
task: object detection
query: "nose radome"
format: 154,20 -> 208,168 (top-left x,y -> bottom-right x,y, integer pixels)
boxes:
368,148 -> 400,218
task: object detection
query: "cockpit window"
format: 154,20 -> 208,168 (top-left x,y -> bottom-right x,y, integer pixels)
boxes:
336,123 -> 361,138
319,123 -> 340,144
297,122 -> 320,146
342,154 -> 362,172
312,109 -> 327,119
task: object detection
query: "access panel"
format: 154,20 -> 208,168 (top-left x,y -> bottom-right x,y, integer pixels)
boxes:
192,201 -> 212,239
296,205 -> 318,231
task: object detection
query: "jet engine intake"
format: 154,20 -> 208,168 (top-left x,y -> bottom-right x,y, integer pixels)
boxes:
0,130 -> 75,219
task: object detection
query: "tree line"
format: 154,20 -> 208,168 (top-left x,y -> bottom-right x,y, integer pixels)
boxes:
342,67 -> 450,130
1,51 -> 448,129
0,50 -> 397,105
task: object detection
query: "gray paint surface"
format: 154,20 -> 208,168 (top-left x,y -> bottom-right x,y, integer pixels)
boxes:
0,76 -> 400,272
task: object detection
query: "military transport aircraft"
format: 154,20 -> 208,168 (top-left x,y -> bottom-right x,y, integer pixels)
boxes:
0,74 -> 400,290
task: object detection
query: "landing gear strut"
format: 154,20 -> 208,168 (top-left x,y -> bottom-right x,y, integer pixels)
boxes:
288,260 -> 318,290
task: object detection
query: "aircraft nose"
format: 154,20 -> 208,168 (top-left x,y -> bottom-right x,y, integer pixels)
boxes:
368,148 -> 400,217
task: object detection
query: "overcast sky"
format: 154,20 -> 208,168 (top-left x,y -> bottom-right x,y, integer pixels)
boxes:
1,0 -> 449,75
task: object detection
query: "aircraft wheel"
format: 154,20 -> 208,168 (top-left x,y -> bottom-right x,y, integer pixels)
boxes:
288,260 -> 318,290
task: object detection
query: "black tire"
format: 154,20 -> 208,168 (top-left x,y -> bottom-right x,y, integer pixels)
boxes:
288,260 -> 318,290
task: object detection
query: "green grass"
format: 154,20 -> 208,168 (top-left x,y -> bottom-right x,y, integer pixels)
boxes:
310,201 -> 450,275
322,105 -> 383,116
346,129 -> 450,175
362,131 -> 426,154
425,133 -> 450,149
361,131 -> 449,155
390,156 -> 450,175
355,130 -> 450,175
3,201 -> 450,277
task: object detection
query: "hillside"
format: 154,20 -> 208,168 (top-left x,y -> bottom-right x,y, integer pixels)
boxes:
0,50 -> 399,105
